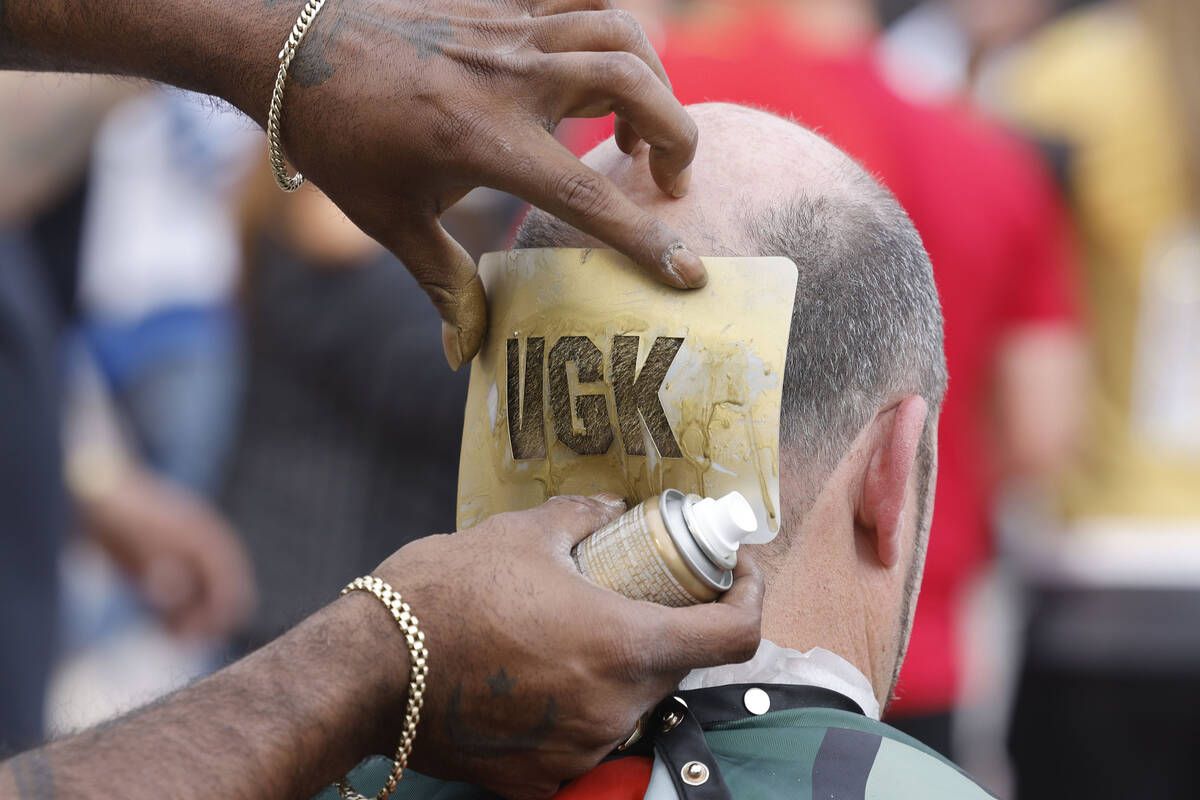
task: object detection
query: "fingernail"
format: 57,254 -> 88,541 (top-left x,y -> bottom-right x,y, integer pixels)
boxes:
442,320 -> 464,371
591,492 -> 627,511
670,166 -> 692,198
665,243 -> 707,289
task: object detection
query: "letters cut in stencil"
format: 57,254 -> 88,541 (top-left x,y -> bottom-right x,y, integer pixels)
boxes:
455,249 -> 799,543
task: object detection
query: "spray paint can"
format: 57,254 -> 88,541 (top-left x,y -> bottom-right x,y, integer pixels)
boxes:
572,489 -> 758,606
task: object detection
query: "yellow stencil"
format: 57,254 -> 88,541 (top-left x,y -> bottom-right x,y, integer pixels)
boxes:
456,249 -> 798,543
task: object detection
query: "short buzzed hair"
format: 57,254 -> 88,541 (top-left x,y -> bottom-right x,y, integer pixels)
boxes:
752,164 -> 946,483
514,138 -> 947,501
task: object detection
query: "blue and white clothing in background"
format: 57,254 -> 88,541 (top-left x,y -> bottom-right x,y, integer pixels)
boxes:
77,89 -> 259,494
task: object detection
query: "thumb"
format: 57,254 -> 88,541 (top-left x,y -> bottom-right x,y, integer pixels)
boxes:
646,550 -> 764,672
391,219 -> 487,370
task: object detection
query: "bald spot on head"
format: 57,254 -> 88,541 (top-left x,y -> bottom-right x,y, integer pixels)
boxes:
525,103 -> 871,254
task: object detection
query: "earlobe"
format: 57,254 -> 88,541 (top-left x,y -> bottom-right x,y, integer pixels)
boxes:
859,395 -> 928,569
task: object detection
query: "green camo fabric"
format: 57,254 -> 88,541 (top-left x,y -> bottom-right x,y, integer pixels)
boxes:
315,706 -> 995,800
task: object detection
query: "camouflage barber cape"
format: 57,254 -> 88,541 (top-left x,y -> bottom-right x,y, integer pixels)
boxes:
315,684 -> 995,800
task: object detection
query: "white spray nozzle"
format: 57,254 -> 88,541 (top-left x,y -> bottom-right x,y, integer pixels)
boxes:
685,491 -> 759,569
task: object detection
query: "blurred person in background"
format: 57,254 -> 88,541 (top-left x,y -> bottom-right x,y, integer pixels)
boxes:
47,85 -> 261,730
994,1 -> 1200,796
565,0 -> 1085,772
880,0 -> 1068,107
54,346 -> 255,732
224,174 -> 524,647
0,71 -> 123,754
0,74 -> 257,751
77,87 -> 257,499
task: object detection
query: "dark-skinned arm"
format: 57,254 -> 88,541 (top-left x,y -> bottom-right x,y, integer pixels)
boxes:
0,592 -> 411,800
0,0 -> 707,368
0,496 -> 763,800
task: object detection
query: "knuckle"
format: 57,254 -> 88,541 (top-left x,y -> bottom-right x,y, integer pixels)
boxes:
435,107 -> 494,159
726,617 -> 761,662
600,51 -> 648,94
630,213 -> 663,252
604,9 -> 647,52
451,46 -> 504,82
509,53 -> 540,82
655,115 -> 698,159
680,116 -> 700,154
417,278 -> 459,311
546,493 -> 588,511
553,494 -> 604,524
552,171 -> 613,219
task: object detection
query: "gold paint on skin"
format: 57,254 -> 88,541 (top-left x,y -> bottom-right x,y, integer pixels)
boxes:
456,249 -> 797,544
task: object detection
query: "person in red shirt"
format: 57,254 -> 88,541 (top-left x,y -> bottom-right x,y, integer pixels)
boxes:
568,0 -> 1083,760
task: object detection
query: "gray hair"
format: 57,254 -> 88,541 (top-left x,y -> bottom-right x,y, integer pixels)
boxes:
749,169 -> 947,487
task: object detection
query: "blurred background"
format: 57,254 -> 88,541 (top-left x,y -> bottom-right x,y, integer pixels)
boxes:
1,0 -> 1198,797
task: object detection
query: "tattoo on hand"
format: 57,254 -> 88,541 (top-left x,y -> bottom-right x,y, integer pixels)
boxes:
9,751 -> 55,800
444,676 -> 557,759
484,669 -> 515,698
290,10 -> 339,88
265,0 -> 455,89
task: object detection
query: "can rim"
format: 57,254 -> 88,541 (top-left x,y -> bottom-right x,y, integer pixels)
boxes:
660,489 -> 735,592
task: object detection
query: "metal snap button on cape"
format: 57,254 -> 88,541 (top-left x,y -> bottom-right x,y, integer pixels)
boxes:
743,687 -> 771,715
681,761 -> 710,786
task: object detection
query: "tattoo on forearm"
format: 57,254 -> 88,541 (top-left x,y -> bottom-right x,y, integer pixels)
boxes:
443,673 -> 557,759
264,0 -> 454,88
8,750 -> 55,800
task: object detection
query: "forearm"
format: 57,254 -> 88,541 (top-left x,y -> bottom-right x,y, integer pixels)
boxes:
0,0 -> 299,125
0,592 -> 408,800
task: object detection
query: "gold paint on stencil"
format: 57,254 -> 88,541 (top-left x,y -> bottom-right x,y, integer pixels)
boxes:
456,248 -> 798,543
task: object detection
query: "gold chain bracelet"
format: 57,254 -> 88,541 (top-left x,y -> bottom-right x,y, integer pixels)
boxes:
267,0 -> 331,192
336,576 -> 430,800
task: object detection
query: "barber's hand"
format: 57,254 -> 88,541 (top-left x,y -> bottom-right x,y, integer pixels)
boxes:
372,495 -> 762,800
276,0 -> 707,369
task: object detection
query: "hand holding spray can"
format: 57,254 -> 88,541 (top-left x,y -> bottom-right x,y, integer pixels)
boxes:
572,489 -> 758,606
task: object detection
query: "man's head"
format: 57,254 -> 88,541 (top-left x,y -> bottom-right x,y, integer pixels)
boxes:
516,103 -> 947,707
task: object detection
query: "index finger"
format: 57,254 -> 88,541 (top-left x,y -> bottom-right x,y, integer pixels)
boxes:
648,550 -> 764,671
546,50 -> 696,202
495,130 -> 707,288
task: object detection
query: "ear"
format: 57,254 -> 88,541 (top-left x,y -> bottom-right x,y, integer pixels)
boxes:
858,395 -> 929,569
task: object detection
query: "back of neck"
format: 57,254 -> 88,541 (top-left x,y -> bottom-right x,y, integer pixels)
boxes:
758,508 -> 890,711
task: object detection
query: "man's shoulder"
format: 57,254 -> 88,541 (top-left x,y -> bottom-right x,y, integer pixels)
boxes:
322,708 -> 994,800
707,707 -> 996,798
